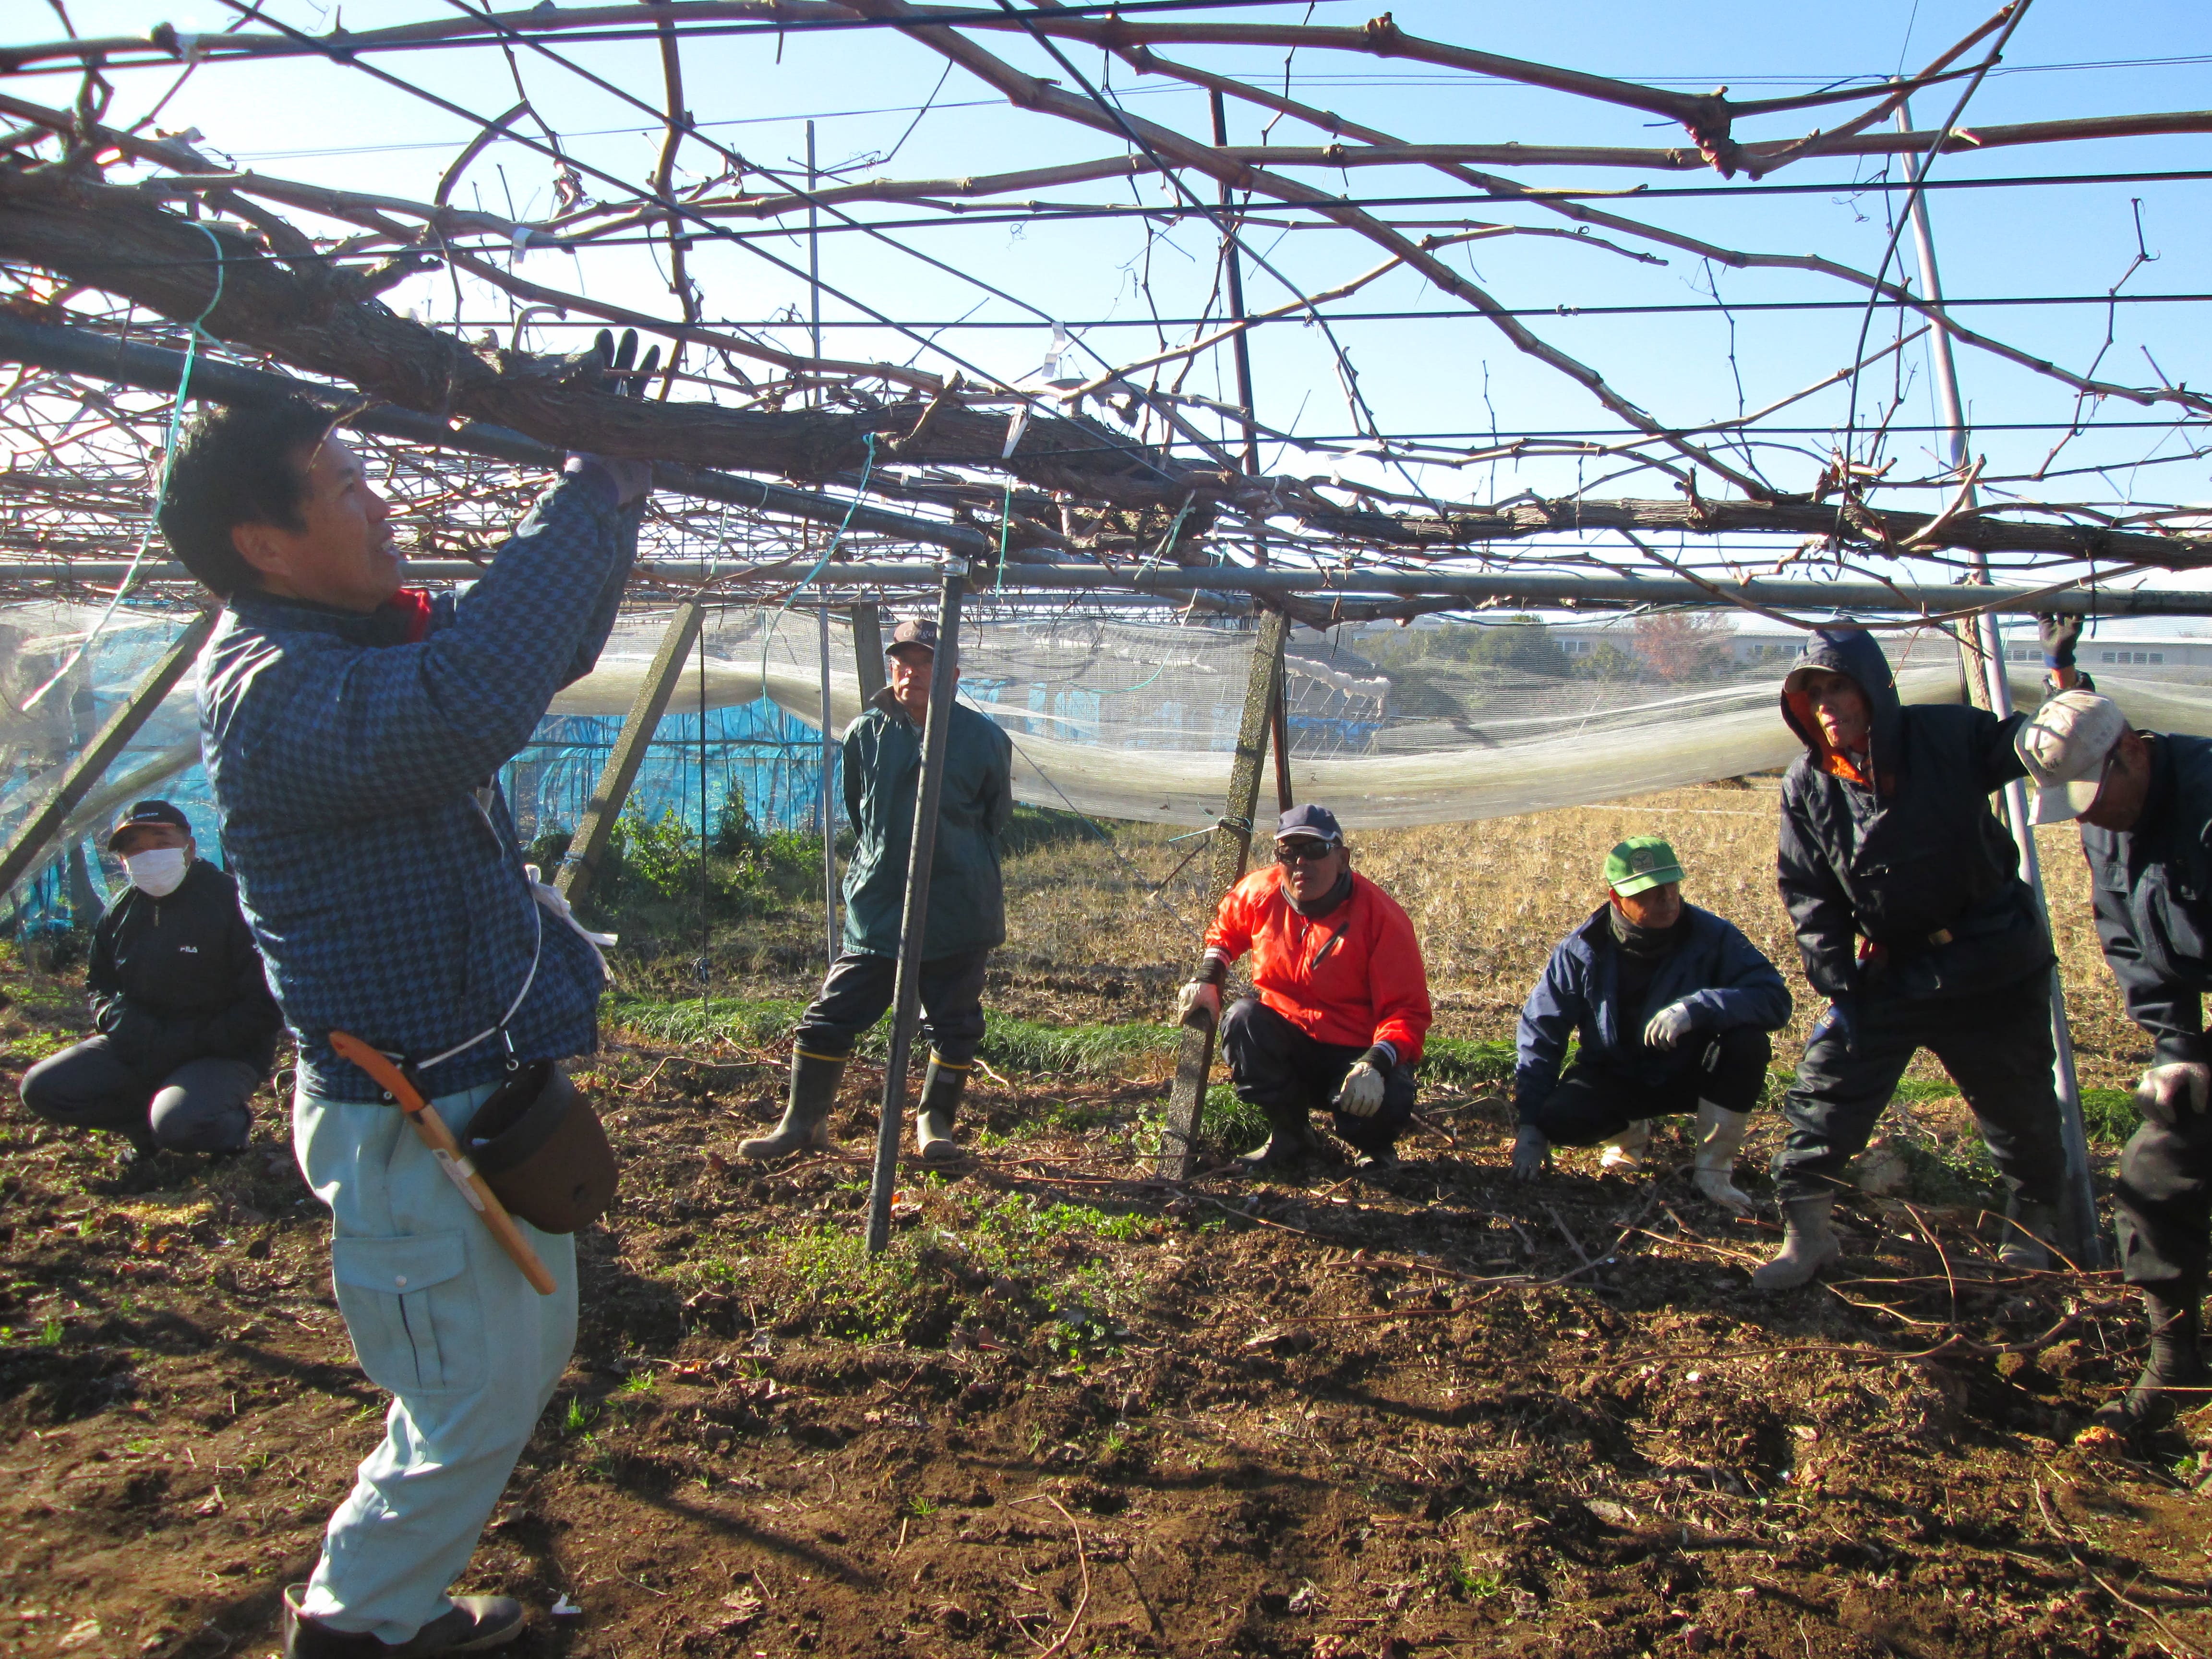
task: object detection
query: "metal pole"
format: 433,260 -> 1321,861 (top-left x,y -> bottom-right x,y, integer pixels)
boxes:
0,609 -> 215,899
865,564 -> 967,1253
555,600 -> 704,904
1208,89 -> 1260,484
1158,608 -> 1286,1179
1898,96 -> 2099,1267
809,122 -> 840,969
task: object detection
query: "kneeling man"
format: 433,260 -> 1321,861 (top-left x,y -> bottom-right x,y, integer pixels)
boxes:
1511,836 -> 1791,1211
1179,805 -> 1431,1173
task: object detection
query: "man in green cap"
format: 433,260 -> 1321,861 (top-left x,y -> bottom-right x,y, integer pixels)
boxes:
1510,835 -> 1791,1212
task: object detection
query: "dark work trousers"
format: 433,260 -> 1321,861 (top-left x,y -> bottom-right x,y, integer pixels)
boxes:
1529,1026 -> 1771,1147
2113,1102 -> 2212,1298
1772,968 -> 2065,1205
793,948 -> 991,1074
20,1036 -> 257,1153
1219,995 -> 1415,1155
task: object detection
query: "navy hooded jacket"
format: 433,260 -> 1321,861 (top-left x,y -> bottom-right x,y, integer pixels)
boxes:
2082,730 -> 2212,1066
1515,903 -> 1791,1119
1777,627 -> 2047,1003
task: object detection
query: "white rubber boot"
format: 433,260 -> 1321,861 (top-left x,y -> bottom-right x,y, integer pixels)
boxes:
1598,1118 -> 1652,1170
1690,1099 -> 1755,1216
1752,1196 -> 1842,1290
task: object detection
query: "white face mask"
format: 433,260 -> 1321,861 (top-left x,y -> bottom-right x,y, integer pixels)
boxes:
122,847 -> 190,899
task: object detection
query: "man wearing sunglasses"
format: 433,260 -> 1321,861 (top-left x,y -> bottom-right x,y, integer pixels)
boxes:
2015,686 -> 2211,1437
1178,804 -> 1431,1174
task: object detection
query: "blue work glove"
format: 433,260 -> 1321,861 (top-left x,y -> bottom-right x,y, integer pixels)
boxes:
564,327 -> 661,506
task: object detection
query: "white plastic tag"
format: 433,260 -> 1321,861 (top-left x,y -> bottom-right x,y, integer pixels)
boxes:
433,1147 -> 487,1212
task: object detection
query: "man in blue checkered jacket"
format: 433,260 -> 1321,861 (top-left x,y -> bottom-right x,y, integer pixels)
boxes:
158,344 -> 652,1658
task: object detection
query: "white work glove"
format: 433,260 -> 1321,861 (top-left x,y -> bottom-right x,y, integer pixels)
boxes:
1177,980 -> 1221,1025
1642,1000 -> 1698,1052
1510,1124 -> 1550,1182
2136,1061 -> 2212,1129
1335,1058 -> 1387,1118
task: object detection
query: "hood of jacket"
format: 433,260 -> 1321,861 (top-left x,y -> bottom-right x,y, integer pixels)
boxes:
1780,625 -> 1903,787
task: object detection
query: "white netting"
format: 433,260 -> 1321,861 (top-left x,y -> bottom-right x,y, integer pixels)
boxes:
556,608 -> 2212,828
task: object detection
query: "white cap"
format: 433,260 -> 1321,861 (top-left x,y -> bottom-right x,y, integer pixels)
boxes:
2015,691 -> 2131,824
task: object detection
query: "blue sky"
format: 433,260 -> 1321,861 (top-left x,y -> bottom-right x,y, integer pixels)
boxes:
16,2 -> 2212,607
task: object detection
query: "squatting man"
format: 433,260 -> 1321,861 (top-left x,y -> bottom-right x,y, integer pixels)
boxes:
19,798 -> 283,1159
1510,835 -> 1791,1212
1179,804 -> 1433,1173
156,329 -> 656,1659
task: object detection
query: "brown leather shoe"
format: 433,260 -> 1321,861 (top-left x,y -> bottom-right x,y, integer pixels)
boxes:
283,1585 -> 526,1657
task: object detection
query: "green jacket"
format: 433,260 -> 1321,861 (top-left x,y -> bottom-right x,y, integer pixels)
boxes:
841,689 -> 1014,959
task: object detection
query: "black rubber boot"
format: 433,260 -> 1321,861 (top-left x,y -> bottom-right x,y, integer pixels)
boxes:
2092,1292 -> 2208,1438
1998,1194 -> 2062,1271
283,1584 -> 525,1657
1234,1103 -> 1323,1178
739,1048 -> 842,1161
916,1054 -> 969,1163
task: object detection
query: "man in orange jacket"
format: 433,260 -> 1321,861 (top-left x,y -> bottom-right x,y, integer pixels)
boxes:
1179,805 -> 1432,1174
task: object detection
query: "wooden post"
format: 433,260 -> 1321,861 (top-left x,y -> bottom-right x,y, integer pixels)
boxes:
0,610 -> 215,900
1158,606 -> 1287,1179
555,600 -> 703,905
865,565 -> 967,1253
1898,97 -> 2099,1268
1269,669 -> 1294,815
850,602 -> 887,702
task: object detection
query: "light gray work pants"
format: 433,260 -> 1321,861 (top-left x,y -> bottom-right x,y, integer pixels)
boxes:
294,1080 -> 578,1645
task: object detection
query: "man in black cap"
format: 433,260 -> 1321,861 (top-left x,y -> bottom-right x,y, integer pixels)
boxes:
742,615 -> 1013,1164
1179,804 -> 1432,1173
19,800 -> 282,1156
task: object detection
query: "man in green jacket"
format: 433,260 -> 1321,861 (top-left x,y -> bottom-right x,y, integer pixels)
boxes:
741,618 -> 1013,1164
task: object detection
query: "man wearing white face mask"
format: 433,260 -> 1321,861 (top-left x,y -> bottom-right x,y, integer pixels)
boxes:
19,800 -> 281,1157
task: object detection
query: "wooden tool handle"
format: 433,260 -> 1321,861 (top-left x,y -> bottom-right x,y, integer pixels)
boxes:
328,1032 -> 559,1296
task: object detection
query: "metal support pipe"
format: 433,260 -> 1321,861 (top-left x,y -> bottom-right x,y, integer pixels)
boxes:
1159,607 -> 1286,1179
1899,96 -> 2099,1266
555,600 -> 705,904
0,609 -> 215,899
818,600 -> 838,966
866,564 -> 967,1253
31,556 -> 2212,619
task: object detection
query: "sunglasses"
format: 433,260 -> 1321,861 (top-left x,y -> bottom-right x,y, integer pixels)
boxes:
1275,839 -> 1337,864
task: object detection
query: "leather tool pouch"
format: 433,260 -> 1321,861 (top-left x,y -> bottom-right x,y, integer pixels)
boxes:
464,1061 -> 618,1233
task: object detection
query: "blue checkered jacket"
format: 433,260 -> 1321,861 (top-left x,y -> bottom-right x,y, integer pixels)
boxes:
199,473 -> 639,1102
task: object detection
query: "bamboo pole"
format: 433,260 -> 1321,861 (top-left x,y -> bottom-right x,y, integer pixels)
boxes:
865,566 -> 966,1253
556,601 -> 705,904
0,611 -> 215,901
1158,608 -> 1286,1180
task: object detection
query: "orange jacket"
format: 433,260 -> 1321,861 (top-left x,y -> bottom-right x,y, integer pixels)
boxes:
1204,868 -> 1432,1063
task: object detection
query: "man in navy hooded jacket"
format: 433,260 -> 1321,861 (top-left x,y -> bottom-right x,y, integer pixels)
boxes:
1511,835 -> 1791,1213
1756,625 -> 2066,1289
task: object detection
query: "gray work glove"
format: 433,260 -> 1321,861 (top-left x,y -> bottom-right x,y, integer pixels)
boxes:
1510,1124 -> 1549,1182
1176,980 -> 1221,1025
1642,999 -> 1697,1052
1334,1049 -> 1390,1118
2037,611 -> 2083,671
2136,1061 -> 2211,1129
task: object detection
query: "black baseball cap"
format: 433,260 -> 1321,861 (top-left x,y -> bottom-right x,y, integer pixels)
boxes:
107,799 -> 192,851
888,618 -> 938,658
1274,803 -> 1344,844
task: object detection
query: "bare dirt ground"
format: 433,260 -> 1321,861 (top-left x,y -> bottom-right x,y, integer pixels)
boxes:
0,787 -> 2204,1659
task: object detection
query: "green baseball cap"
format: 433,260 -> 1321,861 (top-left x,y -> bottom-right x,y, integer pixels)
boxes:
1605,835 -> 1685,897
